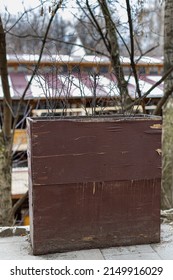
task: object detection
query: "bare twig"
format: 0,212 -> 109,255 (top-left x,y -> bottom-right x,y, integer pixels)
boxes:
125,0 -> 143,110
11,0 -> 64,149
125,66 -> 173,111
10,191 -> 28,221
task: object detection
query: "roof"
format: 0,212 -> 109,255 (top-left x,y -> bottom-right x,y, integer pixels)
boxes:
6,54 -> 163,65
0,72 -> 163,100
0,54 -> 164,100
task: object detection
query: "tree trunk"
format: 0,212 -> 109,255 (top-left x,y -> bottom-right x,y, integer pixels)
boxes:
0,17 -> 12,139
161,0 -> 173,209
98,0 -> 130,110
0,17 -> 13,225
162,98 -> 173,209
0,134 -> 12,225
164,0 -> 173,92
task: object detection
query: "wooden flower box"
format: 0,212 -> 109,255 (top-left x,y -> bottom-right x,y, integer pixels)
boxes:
27,115 -> 162,255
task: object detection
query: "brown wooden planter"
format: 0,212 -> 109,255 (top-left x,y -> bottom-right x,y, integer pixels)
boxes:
27,115 -> 162,255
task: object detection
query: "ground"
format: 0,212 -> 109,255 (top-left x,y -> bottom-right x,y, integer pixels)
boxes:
0,223 -> 173,260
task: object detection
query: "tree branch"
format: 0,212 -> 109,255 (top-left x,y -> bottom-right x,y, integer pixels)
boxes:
10,191 -> 28,221
125,0 -> 143,109
125,66 -> 173,111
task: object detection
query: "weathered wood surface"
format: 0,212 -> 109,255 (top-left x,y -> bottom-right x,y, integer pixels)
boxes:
27,116 -> 162,255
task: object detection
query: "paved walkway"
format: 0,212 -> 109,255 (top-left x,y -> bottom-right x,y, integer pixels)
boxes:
0,223 -> 173,260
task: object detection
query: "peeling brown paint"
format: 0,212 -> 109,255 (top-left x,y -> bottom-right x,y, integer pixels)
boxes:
92,182 -> 96,195
156,148 -> 162,155
82,236 -> 94,241
150,124 -> 162,129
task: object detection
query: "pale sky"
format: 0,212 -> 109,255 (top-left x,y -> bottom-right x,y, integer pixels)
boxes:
0,0 -> 129,15
0,0 -> 140,23
0,0 -> 87,13
0,0 -> 40,13
0,0 -> 81,20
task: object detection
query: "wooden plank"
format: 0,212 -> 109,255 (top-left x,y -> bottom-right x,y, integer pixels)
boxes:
31,179 -> 160,255
30,119 -> 162,185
